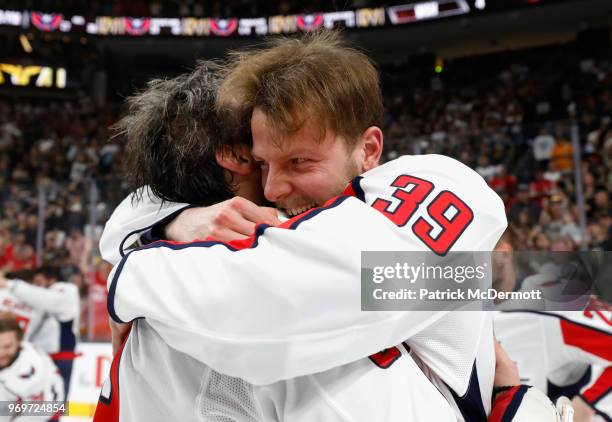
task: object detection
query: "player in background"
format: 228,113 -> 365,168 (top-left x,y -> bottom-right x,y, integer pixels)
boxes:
0,316 -> 64,421
0,270 -> 55,355
493,227 -> 611,422
0,267 -> 79,401
100,32 -> 570,422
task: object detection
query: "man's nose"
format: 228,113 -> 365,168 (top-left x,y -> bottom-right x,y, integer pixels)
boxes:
263,167 -> 292,203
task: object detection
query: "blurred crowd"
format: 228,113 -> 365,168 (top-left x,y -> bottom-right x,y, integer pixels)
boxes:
0,97 -> 122,338
381,44 -> 611,252
0,42 -> 609,339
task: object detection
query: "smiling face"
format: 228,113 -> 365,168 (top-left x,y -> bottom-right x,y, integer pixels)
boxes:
251,109 -> 367,217
218,32 -> 385,214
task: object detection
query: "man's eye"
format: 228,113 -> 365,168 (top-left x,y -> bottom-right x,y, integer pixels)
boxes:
291,158 -> 308,165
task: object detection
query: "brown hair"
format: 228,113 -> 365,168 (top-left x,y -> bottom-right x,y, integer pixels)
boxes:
0,317 -> 23,341
114,61 -> 236,205
218,30 -> 383,147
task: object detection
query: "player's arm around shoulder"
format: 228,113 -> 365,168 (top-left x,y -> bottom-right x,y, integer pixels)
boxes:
101,191 -> 280,266
99,187 -> 191,265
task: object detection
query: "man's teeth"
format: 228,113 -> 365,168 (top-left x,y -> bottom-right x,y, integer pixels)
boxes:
286,203 -> 316,217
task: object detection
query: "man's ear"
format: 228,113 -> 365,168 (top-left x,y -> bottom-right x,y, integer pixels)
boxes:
215,144 -> 253,176
360,126 -> 383,172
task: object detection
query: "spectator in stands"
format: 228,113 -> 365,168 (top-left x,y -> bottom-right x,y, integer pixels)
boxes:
533,231 -> 552,251
42,229 -> 64,264
532,127 -> 556,170
550,134 -> 574,173
541,195 -> 567,241
589,222 -> 609,250
490,164 -> 518,197
604,136 -> 612,186
529,169 -> 555,207
0,228 -> 14,272
543,161 -> 562,184
559,211 -> 583,246
588,189 -> 610,220
509,184 -> 541,225
65,228 -> 90,270
7,234 -> 35,272
475,154 -> 500,182
65,195 -> 87,230
23,215 -> 38,248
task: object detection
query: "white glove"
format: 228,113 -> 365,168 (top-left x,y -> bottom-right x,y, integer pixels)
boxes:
507,387 -> 573,422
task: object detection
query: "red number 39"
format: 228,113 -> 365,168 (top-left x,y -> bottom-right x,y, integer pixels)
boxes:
372,175 -> 473,256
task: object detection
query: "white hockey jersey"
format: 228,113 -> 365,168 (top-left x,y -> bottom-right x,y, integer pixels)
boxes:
7,281 -> 80,355
96,320 -> 457,422
99,186 -> 190,265
99,155 -> 507,421
0,290 -> 47,349
494,298 -> 612,420
0,341 -> 64,421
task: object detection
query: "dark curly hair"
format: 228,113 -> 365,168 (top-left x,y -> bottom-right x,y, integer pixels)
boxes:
115,61 -> 240,205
